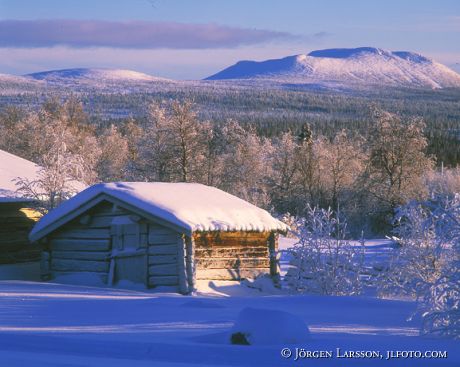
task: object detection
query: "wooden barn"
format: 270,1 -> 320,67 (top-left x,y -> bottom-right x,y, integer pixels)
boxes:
0,149 -> 43,264
29,182 -> 288,293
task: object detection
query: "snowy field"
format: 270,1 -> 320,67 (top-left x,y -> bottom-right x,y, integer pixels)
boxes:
0,238 -> 458,367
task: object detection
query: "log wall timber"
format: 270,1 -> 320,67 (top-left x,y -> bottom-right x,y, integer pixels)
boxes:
193,231 -> 273,280
38,198 -> 280,289
177,235 -> 189,294
147,224 -> 180,290
185,236 -> 195,292
0,202 -> 41,264
46,201 -> 123,280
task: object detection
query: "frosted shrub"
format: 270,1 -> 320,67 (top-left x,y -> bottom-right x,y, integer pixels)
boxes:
421,271 -> 460,339
286,207 -> 365,296
420,195 -> 460,339
15,137 -> 85,213
381,195 -> 459,339
279,213 -> 301,238
378,202 -> 446,298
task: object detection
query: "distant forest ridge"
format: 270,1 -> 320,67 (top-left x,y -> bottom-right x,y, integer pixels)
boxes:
0,81 -> 459,166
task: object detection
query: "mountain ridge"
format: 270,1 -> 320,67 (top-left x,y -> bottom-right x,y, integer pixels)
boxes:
25,68 -> 169,82
205,47 -> 460,89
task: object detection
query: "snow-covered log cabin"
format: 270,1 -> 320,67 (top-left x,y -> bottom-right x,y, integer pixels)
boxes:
29,182 -> 288,293
0,150 -> 42,264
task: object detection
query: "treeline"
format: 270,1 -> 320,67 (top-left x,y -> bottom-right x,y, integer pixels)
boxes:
2,84 -> 459,166
2,97 -> 458,236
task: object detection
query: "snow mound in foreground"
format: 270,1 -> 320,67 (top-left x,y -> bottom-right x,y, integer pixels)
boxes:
230,307 -> 310,345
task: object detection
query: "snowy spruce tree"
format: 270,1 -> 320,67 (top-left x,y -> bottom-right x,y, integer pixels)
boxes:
286,206 -> 365,296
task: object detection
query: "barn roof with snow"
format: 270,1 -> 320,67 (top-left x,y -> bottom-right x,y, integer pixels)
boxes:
30,182 -> 288,241
0,149 -> 86,203
0,149 -> 41,202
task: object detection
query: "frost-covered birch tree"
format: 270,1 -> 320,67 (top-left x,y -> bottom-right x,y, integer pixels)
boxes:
420,195 -> 460,339
219,120 -> 273,207
379,195 -> 459,339
15,131 -> 86,213
136,100 -> 207,182
286,206 -> 365,295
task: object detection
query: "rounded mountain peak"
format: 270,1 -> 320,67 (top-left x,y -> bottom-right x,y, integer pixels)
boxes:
307,47 -> 390,59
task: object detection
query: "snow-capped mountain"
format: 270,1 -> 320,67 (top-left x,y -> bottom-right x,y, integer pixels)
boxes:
24,68 -> 171,83
26,68 -> 168,83
205,47 -> 460,89
0,73 -> 44,95
20,68 -> 175,92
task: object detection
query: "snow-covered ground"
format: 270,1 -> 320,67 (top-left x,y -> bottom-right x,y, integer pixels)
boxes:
0,238 -> 458,366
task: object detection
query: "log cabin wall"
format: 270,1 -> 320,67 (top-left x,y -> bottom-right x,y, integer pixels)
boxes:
42,200 -> 278,289
147,224 -> 181,290
45,201 -> 120,283
193,231 -> 275,280
0,202 -> 41,264
44,200 -> 182,290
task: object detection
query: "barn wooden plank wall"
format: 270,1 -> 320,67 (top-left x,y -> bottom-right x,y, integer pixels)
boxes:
43,201 -> 183,291
41,199 -> 278,292
45,202 -> 120,282
193,231 -> 274,280
147,224 -> 180,290
0,203 -> 41,264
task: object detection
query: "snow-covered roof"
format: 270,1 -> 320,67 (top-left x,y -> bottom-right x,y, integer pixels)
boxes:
0,149 -> 86,203
0,149 -> 41,202
30,182 -> 288,240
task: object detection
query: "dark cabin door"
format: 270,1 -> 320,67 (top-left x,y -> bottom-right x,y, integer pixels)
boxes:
109,216 -> 147,286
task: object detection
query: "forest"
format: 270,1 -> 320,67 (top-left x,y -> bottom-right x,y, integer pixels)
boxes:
1,82 -> 460,165
1,94 -> 459,236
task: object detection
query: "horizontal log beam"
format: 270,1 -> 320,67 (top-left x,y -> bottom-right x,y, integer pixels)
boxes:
87,215 -> 113,228
196,267 -> 270,280
148,233 -> 181,245
194,231 -> 271,240
52,271 -> 108,284
50,238 -> 110,251
148,244 -> 177,255
52,250 -> 109,261
148,263 -> 178,276
0,249 -> 41,264
195,240 -> 269,248
51,259 -> 109,272
111,249 -> 146,259
195,257 -> 270,269
0,231 -> 30,241
0,240 -> 32,249
148,275 -> 178,286
148,254 -> 178,265
195,247 -> 269,258
53,228 -> 110,240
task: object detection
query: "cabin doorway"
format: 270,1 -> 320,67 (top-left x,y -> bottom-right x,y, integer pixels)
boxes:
109,216 -> 147,287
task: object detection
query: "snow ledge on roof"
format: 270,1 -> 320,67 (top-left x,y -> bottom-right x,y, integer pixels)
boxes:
30,182 -> 288,240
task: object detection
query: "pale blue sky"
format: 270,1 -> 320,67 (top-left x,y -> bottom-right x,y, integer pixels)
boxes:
0,0 -> 458,78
